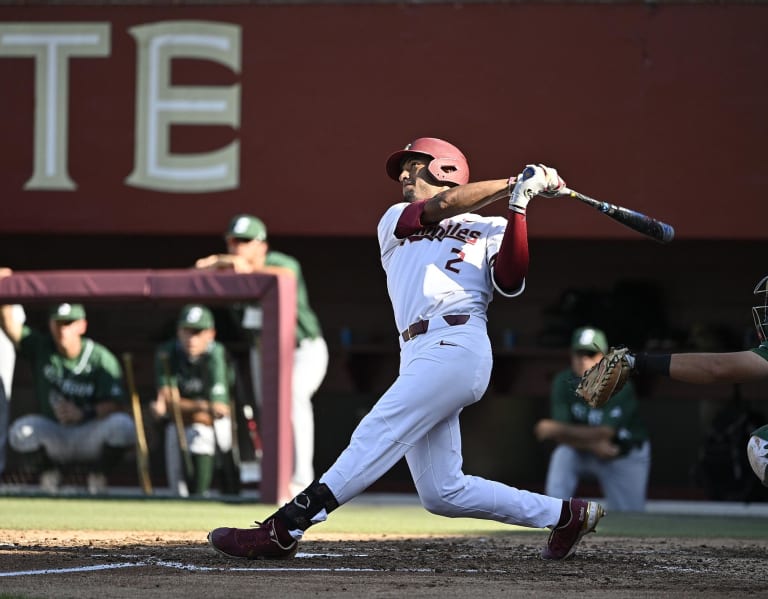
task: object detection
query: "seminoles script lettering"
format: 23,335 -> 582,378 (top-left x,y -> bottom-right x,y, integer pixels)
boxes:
403,222 -> 481,274
405,222 -> 481,244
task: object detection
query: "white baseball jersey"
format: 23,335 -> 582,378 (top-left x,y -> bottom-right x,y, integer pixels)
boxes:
377,203 -> 522,334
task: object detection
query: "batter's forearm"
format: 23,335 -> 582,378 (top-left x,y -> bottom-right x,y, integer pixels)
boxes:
422,179 -> 509,223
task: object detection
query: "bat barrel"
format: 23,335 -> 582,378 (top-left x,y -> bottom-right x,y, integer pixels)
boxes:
563,188 -> 675,244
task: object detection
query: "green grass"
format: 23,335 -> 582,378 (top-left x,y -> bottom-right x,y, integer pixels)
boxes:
1,497 -> 768,539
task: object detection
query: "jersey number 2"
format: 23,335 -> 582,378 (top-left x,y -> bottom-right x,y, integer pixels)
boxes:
444,248 -> 465,273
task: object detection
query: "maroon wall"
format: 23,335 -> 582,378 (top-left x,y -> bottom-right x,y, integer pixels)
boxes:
0,3 -> 766,239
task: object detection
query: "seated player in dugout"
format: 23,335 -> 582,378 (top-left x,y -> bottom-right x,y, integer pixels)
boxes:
150,304 -> 233,497
534,326 -> 650,512
0,293 -> 134,495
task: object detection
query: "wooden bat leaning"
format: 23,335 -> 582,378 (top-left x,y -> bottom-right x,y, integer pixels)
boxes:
158,352 -> 195,481
557,187 -> 675,244
121,353 -> 153,495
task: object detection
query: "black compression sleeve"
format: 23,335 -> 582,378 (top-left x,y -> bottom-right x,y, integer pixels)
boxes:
635,352 -> 671,376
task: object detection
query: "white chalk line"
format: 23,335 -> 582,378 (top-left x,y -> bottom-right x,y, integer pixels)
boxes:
0,562 -> 142,577
0,553 -> 498,577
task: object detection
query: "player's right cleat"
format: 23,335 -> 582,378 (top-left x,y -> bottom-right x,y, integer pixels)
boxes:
208,517 -> 298,560
541,498 -> 605,560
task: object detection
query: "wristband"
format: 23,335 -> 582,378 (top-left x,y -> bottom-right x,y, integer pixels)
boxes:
635,352 -> 671,376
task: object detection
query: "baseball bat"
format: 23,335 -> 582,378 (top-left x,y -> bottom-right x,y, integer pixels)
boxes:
557,187 -> 675,244
158,352 -> 195,481
121,353 -> 153,496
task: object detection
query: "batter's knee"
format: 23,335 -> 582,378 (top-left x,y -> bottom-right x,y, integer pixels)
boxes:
416,484 -> 466,518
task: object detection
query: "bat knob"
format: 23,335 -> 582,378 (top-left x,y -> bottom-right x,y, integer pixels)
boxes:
659,223 -> 675,244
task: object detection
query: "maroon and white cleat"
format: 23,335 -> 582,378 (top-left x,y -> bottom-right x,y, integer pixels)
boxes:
208,517 -> 298,560
541,498 -> 605,560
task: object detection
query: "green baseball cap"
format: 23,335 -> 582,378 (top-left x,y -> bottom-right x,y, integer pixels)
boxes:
49,303 -> 86,321
226,214 -> 267,241
177,304 -> 215,330
571,326 -> 608,354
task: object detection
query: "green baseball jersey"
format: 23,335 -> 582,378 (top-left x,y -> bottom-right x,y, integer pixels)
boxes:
550,368 -> 648,456
18,326 -> 126,420
154,339 -> 230,405
751,340 -> 768,361
266,250 -> 322,342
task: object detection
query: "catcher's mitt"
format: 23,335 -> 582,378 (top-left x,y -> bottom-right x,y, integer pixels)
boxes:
575,347 -> 632,408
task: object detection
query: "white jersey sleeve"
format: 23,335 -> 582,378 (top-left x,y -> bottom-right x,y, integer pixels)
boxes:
377,203 -> 408,263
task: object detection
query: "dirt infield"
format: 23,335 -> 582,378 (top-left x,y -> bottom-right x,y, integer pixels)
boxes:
2,530 -> 767,598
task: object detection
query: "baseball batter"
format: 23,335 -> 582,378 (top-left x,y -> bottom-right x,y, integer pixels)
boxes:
208,137 -> 605,561
0,296 -> 135,494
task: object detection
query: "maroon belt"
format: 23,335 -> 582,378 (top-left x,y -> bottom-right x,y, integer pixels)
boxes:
400,314 -> 470,342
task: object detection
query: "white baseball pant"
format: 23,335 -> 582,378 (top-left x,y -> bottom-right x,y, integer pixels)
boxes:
320,319 -> 561,529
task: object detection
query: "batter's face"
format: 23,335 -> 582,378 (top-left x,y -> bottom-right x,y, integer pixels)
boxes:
178,326 -> 215,358
570,350 -> 604,377
398,157 -> 448,202
226,236 -> 267,268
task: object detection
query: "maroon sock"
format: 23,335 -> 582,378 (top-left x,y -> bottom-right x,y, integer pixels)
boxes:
556,500 -> 571,528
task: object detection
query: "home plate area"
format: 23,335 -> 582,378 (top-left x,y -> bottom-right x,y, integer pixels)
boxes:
1,533 -> 767,598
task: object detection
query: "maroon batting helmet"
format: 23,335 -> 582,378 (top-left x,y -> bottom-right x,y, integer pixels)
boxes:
385,137 -> 470,186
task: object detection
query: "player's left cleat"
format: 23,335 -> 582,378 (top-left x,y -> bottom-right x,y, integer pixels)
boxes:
208,517 -> 298,560
541,498 -> 605,560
